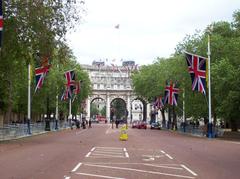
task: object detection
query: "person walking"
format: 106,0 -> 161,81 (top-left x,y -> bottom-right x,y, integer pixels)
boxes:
88,118 -> 92,128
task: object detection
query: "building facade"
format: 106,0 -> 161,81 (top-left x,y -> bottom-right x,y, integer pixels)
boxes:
81,62 -> 151,122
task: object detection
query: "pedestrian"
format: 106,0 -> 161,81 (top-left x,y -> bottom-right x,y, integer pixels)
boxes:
88,118 -> 92,128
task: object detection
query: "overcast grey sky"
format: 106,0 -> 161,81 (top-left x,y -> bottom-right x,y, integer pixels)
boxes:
66,0 -> 240,66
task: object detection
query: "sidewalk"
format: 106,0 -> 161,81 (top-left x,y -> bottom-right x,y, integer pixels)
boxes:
218,131 -> 240,141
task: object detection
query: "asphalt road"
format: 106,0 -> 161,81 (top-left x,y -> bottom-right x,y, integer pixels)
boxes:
0,123 -> 240,179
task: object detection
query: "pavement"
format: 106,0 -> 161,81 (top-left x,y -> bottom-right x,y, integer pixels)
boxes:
219,131 -> 240,141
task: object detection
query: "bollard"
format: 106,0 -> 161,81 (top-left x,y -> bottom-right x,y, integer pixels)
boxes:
119,125 -> 128,141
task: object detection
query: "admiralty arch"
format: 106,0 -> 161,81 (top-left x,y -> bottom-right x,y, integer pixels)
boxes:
81,61 -> 152,122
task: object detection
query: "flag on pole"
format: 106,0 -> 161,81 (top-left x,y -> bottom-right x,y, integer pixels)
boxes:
115,24 -> 120,29
72,80 -> 82,102
154,96 -> 164,109
185,52 -> 207,95
61,87 -> 71,101
164,81 -> 179,106
0,0 -> 3,47
35,65 -> 51,92
61,70 -> 76,100
64,70 -> 75,88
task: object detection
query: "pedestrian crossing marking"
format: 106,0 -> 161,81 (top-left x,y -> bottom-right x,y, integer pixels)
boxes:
85,147 -> 129,158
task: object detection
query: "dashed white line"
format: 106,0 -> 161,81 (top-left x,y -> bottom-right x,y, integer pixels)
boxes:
71,162 -> 82,172
91,147 -> 96,152
85,152 -> 91,157
76,172 -> 126,179
64,176 -> 71,179
160,150 -> 173,159
144,163 -> 183,170
165,154 -> 173,160
181,165 -> 198,176
91,153 -> 125,158
123,148 -> 129,158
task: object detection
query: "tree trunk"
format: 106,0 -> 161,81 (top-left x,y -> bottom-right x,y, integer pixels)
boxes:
161,109 -> 166,128
167,107 -> 171,129
230,119 -> 238,132
172,106 -> 177,130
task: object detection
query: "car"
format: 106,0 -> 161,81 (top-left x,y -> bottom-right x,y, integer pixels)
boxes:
96,115 -> 107,123
131,120 -> 139,128
150,121 -> 161,130
137,121 -> 147,129
91,118 -> 99,123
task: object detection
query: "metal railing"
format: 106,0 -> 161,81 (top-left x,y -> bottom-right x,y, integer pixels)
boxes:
0,120 -> 70,141
162,124 -> 225,138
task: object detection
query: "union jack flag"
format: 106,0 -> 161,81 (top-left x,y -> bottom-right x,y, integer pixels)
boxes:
0,0 -> 3,47
185,52 -> 207,95
154,96 -> 164,109
72,80 -> 82,102
35,65 -> 51,92
61,87 -> 72,101
164,81 -> 179,106
64,70 -> 75,88
61,70 -> 75,100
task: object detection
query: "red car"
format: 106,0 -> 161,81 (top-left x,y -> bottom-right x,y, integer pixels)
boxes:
137,121 -> 147,129
131,120 -> 139,128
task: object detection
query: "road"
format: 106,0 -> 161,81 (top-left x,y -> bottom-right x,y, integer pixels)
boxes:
0,123 -> 240,179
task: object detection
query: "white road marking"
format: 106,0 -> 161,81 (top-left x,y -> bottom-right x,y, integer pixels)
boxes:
123,148 -> 129,158
71,162 -> 82,172
64,176 -> 71,179
160,150 -> 174,159
85,152 -> 91,157
91,153 -> 125,158
96,147 -> 123,149
181,165 -> 198,176
84,162 -> 180,166
76,172 -> 126,179
144,163 -> 183,170
165,154 -> 174,160
94,151 -> 123,155
84,163 -> 195,179
91,147 -> 96,152
143,157 -> 155,161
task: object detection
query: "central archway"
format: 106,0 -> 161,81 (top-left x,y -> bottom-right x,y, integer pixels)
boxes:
110,98 -> 127,123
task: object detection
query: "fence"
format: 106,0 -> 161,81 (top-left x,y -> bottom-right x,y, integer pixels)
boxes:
0,120 -> 70,141
162,124 -> 225,138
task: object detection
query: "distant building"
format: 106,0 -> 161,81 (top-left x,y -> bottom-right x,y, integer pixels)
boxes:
122,61 -> 135,67
92,61 -> 105,66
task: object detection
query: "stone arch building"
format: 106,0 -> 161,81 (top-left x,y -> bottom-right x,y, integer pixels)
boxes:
81,63 -> 151,122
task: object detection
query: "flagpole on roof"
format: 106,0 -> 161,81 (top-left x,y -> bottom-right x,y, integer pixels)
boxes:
207,29 -> 213,138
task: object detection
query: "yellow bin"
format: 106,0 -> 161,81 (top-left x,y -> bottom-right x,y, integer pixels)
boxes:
120,125 -> 128,141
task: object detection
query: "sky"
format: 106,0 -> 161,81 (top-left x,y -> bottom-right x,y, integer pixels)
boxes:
66,0 -> 240,66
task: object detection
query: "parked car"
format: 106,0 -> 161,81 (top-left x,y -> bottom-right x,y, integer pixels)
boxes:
150,121 -> 161,130
137,121 -> 147,129
91,118 -> 99,123
131,120 -> 139,128
96,115 -> 107,123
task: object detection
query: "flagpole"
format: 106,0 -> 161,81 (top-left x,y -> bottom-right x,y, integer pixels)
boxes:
207,33 -> 213,138
27,63 -> 31,134
183,88 -> 186,132
55,94 -> 59,130
69,98 -> 72,127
